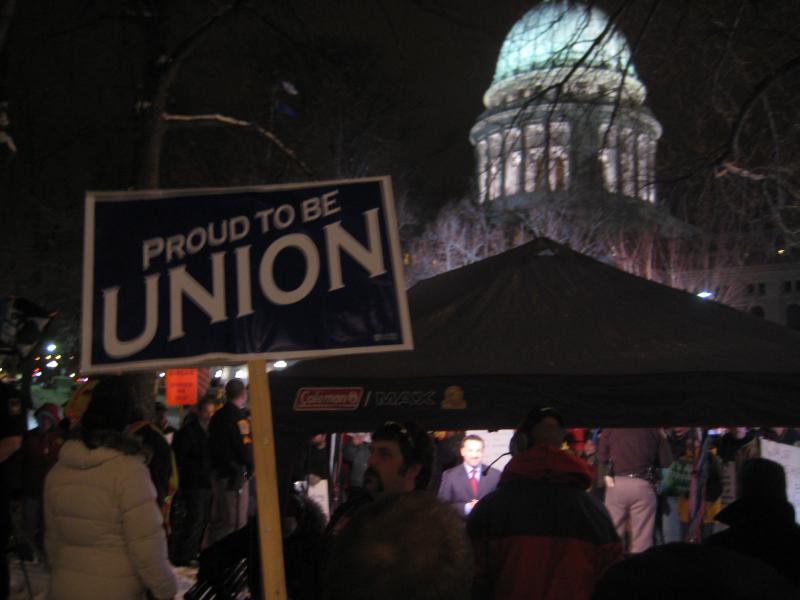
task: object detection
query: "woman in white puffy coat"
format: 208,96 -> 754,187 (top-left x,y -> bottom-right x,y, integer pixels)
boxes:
44,377 -> 177,600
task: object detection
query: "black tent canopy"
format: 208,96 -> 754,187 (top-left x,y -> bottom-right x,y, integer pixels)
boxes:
270,239 -> 800,431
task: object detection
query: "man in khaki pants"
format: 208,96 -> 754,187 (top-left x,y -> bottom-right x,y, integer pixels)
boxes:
599,428 -> 671,553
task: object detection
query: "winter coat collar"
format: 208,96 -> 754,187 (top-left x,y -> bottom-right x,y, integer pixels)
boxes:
500,444 -> 593,489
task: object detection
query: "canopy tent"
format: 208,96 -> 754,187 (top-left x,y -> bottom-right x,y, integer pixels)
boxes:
270,238 -> 800,432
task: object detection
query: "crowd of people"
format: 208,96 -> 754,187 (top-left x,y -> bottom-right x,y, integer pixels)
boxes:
1,375 -> 255,600
315,413 -> 800,599
1,375 -> 799,599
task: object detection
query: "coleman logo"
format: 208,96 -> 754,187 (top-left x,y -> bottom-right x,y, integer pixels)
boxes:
294,387 -> 363,411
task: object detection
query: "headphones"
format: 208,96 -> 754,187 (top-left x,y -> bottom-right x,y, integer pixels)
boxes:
509,412 -> 536,456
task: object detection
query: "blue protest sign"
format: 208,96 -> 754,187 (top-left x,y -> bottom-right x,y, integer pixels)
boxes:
81,177 -> 412,373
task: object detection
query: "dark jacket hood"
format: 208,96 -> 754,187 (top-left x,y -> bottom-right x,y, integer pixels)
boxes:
500,444 -> 593,488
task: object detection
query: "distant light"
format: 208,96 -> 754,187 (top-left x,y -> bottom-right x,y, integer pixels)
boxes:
697,290 -> 714,299
281,80 -> 299,95
234,369 -> 247,379
33,371 -> 42,378
55,354 -> 62,360
45,355 -> 51,360
45,360 -> 58,368
214,369 -> 223,378
273,360 -> 287,369
777,248 -> 786,255
158,372 -> 166,378
34,356 -> 40,361
69,372 -> 76,378
46,343 -> 56,352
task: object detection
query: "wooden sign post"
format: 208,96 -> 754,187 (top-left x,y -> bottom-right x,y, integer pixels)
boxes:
248,359 -> 287,598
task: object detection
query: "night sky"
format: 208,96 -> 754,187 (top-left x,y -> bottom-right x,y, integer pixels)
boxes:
2,0 -> 799,346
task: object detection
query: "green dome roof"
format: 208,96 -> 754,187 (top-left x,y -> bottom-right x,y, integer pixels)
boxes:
492,1 -> 637,85
482,1 -> 647,108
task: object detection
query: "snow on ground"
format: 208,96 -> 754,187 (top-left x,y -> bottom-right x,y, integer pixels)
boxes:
8,556 -> 198,599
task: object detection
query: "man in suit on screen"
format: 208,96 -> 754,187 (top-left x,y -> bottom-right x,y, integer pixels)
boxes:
438,434 -> 501,518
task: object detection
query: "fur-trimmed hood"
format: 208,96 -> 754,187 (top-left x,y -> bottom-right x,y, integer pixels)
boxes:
59,434 -> 145,470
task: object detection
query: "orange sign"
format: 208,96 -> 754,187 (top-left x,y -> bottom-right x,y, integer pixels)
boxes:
166,369 -> 198,406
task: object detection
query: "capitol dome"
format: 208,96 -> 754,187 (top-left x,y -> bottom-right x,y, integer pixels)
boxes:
470,0 -> 661,208
484,1 -> 646,109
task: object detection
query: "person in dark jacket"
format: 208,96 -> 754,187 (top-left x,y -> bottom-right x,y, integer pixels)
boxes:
593,542 -> 796,600
704,457 -> 800,587
20,402 -> 64,561
468,407 -> 622,600
325,492 -> 472,600
321,422 -> 435,557
172,397 -> 215,566
758,427 -> 800,446
127,409 -> 175,518
154,401 -> 177,442
206,378 -> 252,546
0,382 -> 28,600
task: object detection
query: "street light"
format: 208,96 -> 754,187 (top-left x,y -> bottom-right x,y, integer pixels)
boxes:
46,342 -> 56,352
697,290 -> 714,299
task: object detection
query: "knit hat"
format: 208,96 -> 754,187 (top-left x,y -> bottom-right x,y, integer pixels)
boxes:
35,402 -> 60,424
715,457 -> 794,526
737,457 -> 787,502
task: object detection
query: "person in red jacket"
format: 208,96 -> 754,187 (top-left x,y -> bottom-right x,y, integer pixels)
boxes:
20,402 -> 64,561
467,407 -> 622,600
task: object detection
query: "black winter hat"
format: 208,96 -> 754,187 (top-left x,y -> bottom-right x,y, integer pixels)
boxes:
715,457 -> 794,526
81,377 -> 133,433
523,406 -> 564,428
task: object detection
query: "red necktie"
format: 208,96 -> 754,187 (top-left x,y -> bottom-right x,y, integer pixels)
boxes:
469,468 -> 479,498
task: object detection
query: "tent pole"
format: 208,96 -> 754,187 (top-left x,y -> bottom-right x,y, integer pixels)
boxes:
248,359 -> 287,599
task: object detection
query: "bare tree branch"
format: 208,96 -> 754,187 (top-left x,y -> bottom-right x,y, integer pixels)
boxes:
162,112 -> 313,175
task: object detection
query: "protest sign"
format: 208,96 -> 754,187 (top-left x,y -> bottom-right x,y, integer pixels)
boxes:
81,177 -> 411,373
165,369 -> 198,406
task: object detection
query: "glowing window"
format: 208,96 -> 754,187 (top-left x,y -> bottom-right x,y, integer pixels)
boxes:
489,133 -> 503,200
505,151 -> 522,195
477,141 -> 488,203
